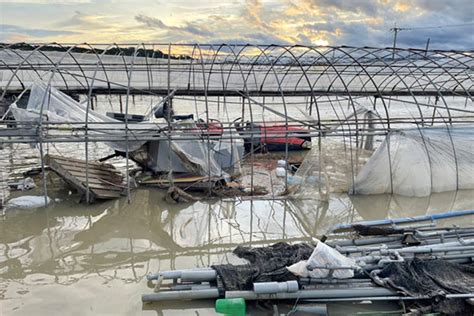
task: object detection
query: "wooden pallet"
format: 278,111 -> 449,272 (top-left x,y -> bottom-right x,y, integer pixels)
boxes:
45,154 -> 127,202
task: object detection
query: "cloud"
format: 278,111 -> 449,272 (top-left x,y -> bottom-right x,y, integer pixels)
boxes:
53,10 -> 124,32
282,0 -> 473,49
135,14 -> 214,37
0,0 -> 92,3
242,0 -> 269,30
1,0 -> 472,49
0,24 -> 79,41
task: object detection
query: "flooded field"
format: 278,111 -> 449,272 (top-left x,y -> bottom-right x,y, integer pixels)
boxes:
1,85 -> 473,314
1,183 -> 473,315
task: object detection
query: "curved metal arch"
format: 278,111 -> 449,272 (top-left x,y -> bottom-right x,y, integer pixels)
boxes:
288,46 -> 356,129
262,45 -> 323,129
1,42 -> 57,100
368,48 -> 463,194
245,44 -> 304,190
384,47 -> 472,122
398,49 -> 467,191
51,42 -> 93,92
377,49 -> 468,103
419,50 -> 471,99
218,44 -> 262,97
23,43 -> 75,90
0,59 -> 25,93
344,47 -> 426,126
291,46 -> 333,91
298,46 -> 380,189
242,45 -> 354,136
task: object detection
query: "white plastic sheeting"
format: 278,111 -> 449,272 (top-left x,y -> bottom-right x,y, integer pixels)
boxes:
10,82 -> 152,151
352,127 -> 474,197
6,195 -> 51,209
10,82 -> 243,178
287,240 -> 356,279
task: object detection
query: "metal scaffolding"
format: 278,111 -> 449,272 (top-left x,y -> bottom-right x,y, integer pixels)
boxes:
0,43 -> 472,204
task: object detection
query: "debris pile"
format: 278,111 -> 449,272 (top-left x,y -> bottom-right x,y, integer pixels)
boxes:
143,211 -> 474,315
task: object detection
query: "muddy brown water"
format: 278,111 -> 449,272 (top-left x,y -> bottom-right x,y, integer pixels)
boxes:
1,186 -> 473,315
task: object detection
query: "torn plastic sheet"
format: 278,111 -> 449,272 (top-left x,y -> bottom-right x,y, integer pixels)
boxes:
170,138 -> 229,178
352,126 -> 474,197
287,239 -> 357,279
142,130 -> 242,178
11,83 -> 243,178
10,82 -> 156,152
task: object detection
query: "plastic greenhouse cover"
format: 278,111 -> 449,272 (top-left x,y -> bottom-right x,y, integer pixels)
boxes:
10,82 -> 236,178
352,126 -> 474,197
170,137 -> 228,178
10,82 -> 159,151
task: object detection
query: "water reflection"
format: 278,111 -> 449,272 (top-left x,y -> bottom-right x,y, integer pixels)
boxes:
3,189 -> 472,282
1,190 -> 323,285
1,188 -> 473,315
351,189 -> 474,219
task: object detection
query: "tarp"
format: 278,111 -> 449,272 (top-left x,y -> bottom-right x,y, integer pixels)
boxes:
352,126 -> 474,197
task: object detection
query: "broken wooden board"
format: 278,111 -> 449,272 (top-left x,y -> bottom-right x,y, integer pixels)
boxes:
45,154 -> 127,202
139,175 -> 225,191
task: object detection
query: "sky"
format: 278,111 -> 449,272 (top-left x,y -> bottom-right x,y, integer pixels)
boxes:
0,0 -> 473,49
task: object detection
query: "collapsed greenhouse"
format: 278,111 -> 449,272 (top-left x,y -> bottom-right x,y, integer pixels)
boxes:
0,43 -> 473,314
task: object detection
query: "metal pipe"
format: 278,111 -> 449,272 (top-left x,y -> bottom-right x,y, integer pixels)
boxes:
331,209 -> 474,233
170,284 -> 212,291
225,287 -> 396,300
141,288 -> 220,302
146,268 -> 215,281
299,278 -> 373,285
253,281 -> 299,294
336,236 -> 474,253
181,270 -> 217,282
293,305 -> 327,315
301,293 -> 474,302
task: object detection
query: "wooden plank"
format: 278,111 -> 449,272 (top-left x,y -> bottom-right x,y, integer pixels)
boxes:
46,155 -> 123,180
66,168 -> 123,182
49,159 -> 120,174
142,177 -> 207,184
69,176 -> 125,189
49,161 -> 123,183
48,155 -> 116,169
48,158 -> 94,201
45,154 -> 128,202
85,183 -> 123,192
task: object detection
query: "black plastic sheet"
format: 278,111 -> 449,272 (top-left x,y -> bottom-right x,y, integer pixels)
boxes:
212,242 -> 313,290
376,258 -> 474,315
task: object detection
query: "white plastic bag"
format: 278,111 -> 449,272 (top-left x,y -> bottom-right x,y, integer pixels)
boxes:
6,195 -> 51,209
275,167 -> 286,177
277,160 -> 287,168
287,240 -> 356,279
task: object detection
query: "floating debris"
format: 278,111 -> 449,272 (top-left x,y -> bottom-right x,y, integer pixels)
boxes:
45,154 -> 128,202
165,186 -> 201,204
5,195 -> 51,209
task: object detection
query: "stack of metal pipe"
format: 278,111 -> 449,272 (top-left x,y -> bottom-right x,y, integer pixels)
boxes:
142,221 -> 474,305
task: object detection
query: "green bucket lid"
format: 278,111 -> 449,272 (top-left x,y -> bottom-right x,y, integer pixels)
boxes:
215,298 -> 246,316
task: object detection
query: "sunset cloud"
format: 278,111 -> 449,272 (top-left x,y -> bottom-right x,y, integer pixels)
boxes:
0,0 -> 472,49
